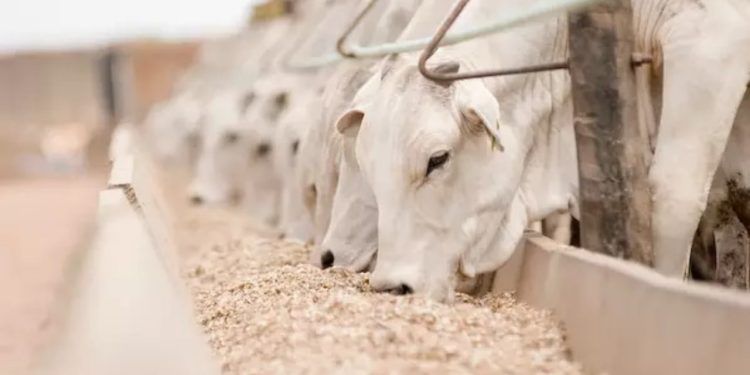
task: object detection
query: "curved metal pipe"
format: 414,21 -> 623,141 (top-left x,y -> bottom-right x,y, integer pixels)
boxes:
289,0 -> 603,69
336,0 -> 380,58
418,0 -> 570,82
417,0 -> 658,82
283,3 -> 344,71
340,0 -> 603,59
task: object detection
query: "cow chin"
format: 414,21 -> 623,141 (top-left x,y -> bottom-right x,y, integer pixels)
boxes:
370,262 -> 457,302
369,236 -> 461,302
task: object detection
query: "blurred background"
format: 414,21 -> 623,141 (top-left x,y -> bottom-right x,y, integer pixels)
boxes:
0,0 -> 263,177
0,1 -> 268,373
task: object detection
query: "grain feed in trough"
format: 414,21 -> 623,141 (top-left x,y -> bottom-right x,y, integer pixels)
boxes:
172,206 -> 582,374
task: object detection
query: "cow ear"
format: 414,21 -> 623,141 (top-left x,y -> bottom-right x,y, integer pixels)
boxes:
336,74 -> 379,138
455,81 -> 504,152
335,110 -> 364,138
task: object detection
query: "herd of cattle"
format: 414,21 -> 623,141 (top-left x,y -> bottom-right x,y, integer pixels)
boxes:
136,0 -> 750,300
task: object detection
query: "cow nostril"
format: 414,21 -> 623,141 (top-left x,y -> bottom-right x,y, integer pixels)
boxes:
190,195 -> 204,205
321,250 -> 334,269
389,283 -> 413,296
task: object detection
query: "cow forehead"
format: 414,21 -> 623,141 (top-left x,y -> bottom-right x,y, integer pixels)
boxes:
358,91 -> 460,188
363,72 -> 458,149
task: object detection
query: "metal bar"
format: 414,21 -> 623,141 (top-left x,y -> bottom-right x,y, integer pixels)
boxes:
290,0 -> 603,69
417,0 -> 655,82
336,0 -> 380,58
284,2 -> 346,71
343,0 -> 603,59
418,0 -> 571,82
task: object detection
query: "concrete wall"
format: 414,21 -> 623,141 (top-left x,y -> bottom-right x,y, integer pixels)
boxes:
0,42 -> 198,177
0,51 -> 107,177
0,51 -> 106,131
115,42 -> 199,123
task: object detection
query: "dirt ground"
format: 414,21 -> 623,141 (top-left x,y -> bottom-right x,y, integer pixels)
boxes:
0,174 -> 104,374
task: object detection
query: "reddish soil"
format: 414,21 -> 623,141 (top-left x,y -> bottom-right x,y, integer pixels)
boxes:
0,174 -> 104,374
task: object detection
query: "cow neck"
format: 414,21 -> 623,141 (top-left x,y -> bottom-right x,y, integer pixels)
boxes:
472,16 -> 577,223
428,7 -> 579,223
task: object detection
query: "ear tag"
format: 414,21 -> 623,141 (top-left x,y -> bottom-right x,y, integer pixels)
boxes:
487,120 -> 505,152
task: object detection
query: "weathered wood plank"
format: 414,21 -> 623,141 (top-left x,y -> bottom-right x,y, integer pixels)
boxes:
714,213 -> 750,289
568,0 -> 653,264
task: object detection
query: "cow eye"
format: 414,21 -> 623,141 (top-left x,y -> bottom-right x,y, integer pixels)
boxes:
291,139 -> 300,155
426,151 -> 450,177
224,132 -> 240,145
257,142 -> 271,157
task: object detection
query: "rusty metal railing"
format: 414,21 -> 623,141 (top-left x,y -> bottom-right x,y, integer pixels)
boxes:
290,0 -> 604,69
336,0 -> 380,58
418,0 -> 652,82
337,0 -> 603,60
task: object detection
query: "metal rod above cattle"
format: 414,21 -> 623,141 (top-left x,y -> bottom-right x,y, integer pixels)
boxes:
287,0 -> 604,70
568,0 -> 653,265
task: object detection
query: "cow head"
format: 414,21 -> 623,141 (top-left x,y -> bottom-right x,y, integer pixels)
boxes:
146,91 -> 203,167
316,72 -> 381,271
339,60 -> 527,301
320,119 -> 379,271
188,90 -> 262,206
295,104 -> 338,247
272,91 -> 317,242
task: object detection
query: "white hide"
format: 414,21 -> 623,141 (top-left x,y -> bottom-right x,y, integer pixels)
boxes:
343,0 -> 750,300
145,91 -> 203,166
238,73 -> 312,227
299,61 -> 376,262
188,89 -> 255,205
321,110 -> 379,270
300,0 -> 425,268
272,85 -> 319,243
188,87 -> 282,229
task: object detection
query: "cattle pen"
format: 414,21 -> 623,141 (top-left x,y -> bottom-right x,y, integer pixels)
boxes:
37,149 -> 750,374
24,0 -> 750,374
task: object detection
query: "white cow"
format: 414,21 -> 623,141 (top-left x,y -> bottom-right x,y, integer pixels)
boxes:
301,62 -> 379,266
337,0 -> 750,300
183,5 -> 319,221
188,89 -> 259,204
271,75 -> 324,242
250,0 -> 392,241
144,90 -> 203,166
297,0 -> 425,268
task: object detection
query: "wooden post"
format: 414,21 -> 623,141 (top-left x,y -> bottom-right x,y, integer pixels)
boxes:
568,0 -> 653,265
